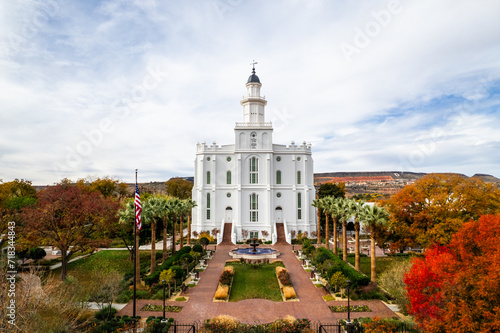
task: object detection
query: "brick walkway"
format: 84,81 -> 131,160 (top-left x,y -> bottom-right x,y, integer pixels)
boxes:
118,243 -> 395,324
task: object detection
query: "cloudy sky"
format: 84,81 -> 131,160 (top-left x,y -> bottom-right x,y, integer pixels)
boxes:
1,0 -> 499,185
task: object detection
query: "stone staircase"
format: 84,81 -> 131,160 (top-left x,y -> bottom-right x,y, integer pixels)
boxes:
220,223 -> 234,245
275,223 -> 288,244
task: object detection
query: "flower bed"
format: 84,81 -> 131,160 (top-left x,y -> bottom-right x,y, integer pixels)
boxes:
275,267 -> 297,300
329,305 -> 371,313
141,304 -> 183,312
204,315 -> 310,332
214,265 -> 234,301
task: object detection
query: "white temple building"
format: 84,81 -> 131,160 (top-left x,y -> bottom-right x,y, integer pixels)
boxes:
191,67 -> 316,244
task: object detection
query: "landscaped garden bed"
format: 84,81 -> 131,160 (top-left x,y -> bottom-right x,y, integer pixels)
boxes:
204,315 -> 311,333
141,304 -> 183,312
276,266 -> 298,301
329,305 -> 371,313
214,265 -> 234,301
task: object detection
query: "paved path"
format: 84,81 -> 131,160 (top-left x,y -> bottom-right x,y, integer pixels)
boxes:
118,243 -> 394,324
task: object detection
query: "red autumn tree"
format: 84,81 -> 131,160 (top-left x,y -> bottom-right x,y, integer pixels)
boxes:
21,184 -> 119,280
404,214 -> 500,333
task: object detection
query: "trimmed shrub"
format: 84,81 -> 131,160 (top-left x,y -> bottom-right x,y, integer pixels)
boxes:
214,285 -> 229,300
316,247 -> 370,287
283,286 -> 296,299
192,244 -> 203,253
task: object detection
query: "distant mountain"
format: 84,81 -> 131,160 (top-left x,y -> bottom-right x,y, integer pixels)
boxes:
313,171 -> 499,196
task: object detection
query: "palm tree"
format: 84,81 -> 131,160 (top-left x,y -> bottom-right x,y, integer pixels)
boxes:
118,199 -> 141,285
361,204 -> 389,283
322,196 -> 337,250
183,199 -> 197,245
155,195 -> 171,262
347,199 -> 365,272
330,197 -> 344,256
144,196 -> 166,272
336,198 -> 350,262
168,198 -> 182,254
312,197 -> 323,245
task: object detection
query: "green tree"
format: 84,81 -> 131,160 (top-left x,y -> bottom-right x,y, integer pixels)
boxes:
378,260 -> 412,315
159,269 -> 175,299
118,199 -> 141,284
317,182 -> 346,199
165,178 -> 193,199
361,204 -> 390,283
330,271 -> 348,293
347,199 -> 365,272
183,199 -> 197,245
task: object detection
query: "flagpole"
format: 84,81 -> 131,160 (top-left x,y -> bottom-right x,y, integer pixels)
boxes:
133,169 -> 137,324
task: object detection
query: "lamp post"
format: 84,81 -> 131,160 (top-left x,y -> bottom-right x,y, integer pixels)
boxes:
162,279 -> 167,321
346,279 -> 352,332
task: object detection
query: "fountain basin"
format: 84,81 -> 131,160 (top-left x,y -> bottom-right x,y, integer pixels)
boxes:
229,247 -> 280,259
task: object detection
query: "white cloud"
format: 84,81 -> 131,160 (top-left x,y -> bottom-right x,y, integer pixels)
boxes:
1,0 -> 500,184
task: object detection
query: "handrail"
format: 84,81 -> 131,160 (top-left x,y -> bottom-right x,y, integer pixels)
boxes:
217,219 -> 225,245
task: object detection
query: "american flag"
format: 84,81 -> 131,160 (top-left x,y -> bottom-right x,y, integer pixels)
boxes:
135,183 -> 142,230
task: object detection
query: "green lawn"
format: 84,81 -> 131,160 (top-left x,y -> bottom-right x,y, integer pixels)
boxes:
228,263 -> 284,302
53,250 -> 153,285
347,256 -> 410,279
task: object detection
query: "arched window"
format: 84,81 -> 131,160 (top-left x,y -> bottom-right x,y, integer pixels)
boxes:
206,193 -> 211,220
249,157 -> 258,184
250,193 -> 258,222
297,170 -> 301,185
297,192 -> 302,220
226,171 -> 231,184
276,170 -> 282,184
207,171 -> 211,185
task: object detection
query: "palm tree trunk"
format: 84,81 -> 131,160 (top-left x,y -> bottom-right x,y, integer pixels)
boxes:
172,215 -> 177,254
179,213 -> 184,247
162,218 -> 167,262
317,207 -> 321,244
371,229 -> 376,283
355,222 -> 360,272
333,217 -> 338,255
325,213 -> 329,249
342,220 -> 347,262
151,221 -> 156,272
187,212 -> 192,245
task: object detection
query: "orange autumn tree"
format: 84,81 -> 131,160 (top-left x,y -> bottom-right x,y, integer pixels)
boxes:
404,214 -> 500,333
385,173 -> 500,251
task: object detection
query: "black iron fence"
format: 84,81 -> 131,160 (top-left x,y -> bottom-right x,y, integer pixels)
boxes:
163,320 -> 418,333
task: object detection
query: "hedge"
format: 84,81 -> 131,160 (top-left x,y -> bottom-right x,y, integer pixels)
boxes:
144,246 -> 192,286
315,247 -> 370,287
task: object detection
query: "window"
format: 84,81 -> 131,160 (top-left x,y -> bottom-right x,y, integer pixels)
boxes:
250,193 -> 258,222
227,156 -> 231,162
227,171 -> 231,184
276,156 -> 281,162
297,170 -> 301,184
250,231 -> 259,239
297,192 -> 302,220
206,193 -> 211,220
276,170 -> 281,184
207,171 -> 211,184
276,192 -> 281,198
249,157 -> 258,184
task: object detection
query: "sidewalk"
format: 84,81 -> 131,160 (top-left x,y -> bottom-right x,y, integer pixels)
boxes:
117,243 -> 395,323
